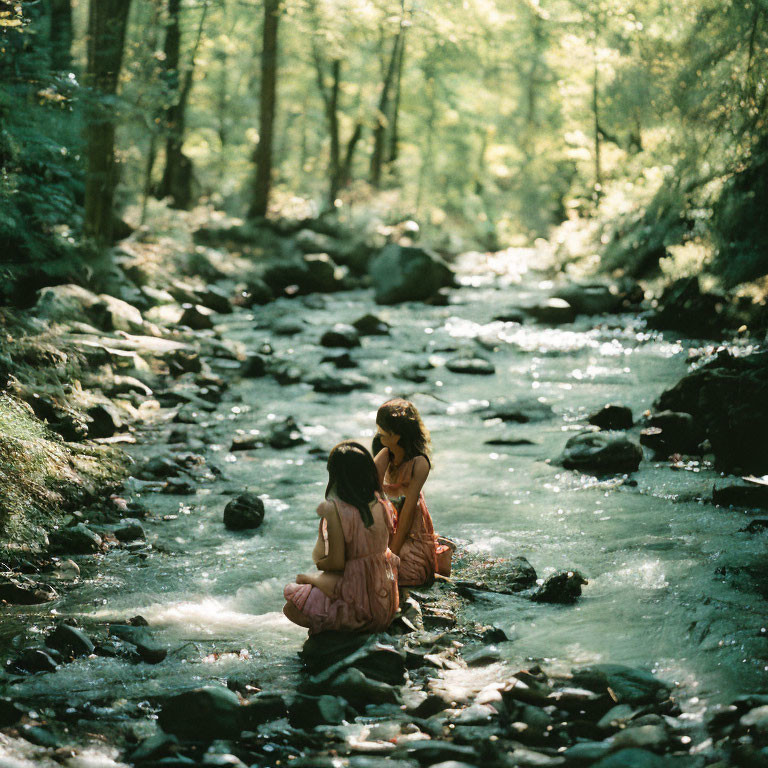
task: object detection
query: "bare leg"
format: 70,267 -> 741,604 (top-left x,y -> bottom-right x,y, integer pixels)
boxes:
283,601 -> 311,629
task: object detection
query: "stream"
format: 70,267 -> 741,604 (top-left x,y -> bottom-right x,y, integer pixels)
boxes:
4,248 -> 767,754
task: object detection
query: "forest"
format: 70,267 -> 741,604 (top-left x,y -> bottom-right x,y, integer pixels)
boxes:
1,1 -> 768,767
1,0 -> 767,299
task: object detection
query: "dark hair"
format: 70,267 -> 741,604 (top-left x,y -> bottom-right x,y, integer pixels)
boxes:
376,398 -> 432,465
325,440 -> 381,528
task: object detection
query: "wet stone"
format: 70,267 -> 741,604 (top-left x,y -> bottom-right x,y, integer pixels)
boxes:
311,372 -> 371,394
241,354 -> 267,377
563,741 -> 613,764
320,324 -> 361,348
591,748 -> 668,768
353,314 -> 391,336
20,724 -> 60,748
86,402 -> 123,438
241,278 -> 273,307
394,740 -> 479,765
9,648 -> 58,674
714,480 -> 768,510
640,411 -> 703,455
110,624 -> 167,664
369,244 -> 454,305
571,664 -> 671,705
45,623 -> 95,658
159,686 -> 243,742
462,645 -> 502,667
320,350 -> 357,368
0,697 -> 27,727
741,519 -> 768,534
223,493 -> 265,531
326,668 -> 402,708
114,519 -> 146,542
180,304 -> 215,330
128,732 -> 180,763
479,397 -> 554,423
273,318 -> 304,336
230,434 -> 262,451
446,357 -> 495,375
588,404 -> 634,430
532,570 -> 588,604
0,577 -> 57,605
266,417 -> 306,449
287,694 -> 348,728
523,297 -> 576,325
560,431 -> 643,474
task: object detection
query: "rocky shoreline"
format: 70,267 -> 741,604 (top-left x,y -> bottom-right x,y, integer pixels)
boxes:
1,214 -> 767,767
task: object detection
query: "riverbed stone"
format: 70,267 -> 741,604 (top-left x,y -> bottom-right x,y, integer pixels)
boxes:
523,298 -> 576,325
308,639 -> 407,687
180,304 -> 216,330
241,354 -> 267,378
326,668 -> 402,707
479,397 -> 554,423
553,282 -> 623,316
264,253 -> 344,296
640,411 -> 703,455
11,648 -> 59,673
610,724 -> 669,752
0,577 -> 57,604
741,705 -> 768,740
395,740 -> 479,764
110,624 -> 167,664
742,519 -> 768,534
588,404 -> 634,430
87,402 -> 124,438
320,324 -> 361,348
446,357 -> 495,375
45,623 -> 95,658
563,741 -> 614,764
654,348 -> 768,474
128,732 -> 180,763
532,570 -> 588,603
560,431 -> 643,474
48,523 -> 102,555
591,748 -> 667,768
571,664 -> 671,705
241,278 -> 274,307
159,686 -> 243,741
0,697 -> 27,727
369,244 -> 454,304
353,314 -> 391,336
713,480 -> 768,510
114,518 -> 145,542
266,416 -> 306,449
196,285 -> 233,314
311,372 -> 371,394
223,493 -> 265,531
288,694 -> 348,727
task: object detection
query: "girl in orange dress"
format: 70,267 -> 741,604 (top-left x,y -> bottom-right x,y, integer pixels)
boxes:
283,441 -> 400,634
373,398 -> 451,587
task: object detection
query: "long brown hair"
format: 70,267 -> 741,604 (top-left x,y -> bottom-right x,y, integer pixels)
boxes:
325,441 -> 381,527
376,398 -> 432,465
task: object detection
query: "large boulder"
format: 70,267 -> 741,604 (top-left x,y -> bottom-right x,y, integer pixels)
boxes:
263,253 -> 346,296
655,349 -> 768,474
559,431 -> 643,474
532,570 -> 588,603
639,411 -> 704,456
369,245 -> 454,304
588,404 -> 633,431
159,687 -> 243,741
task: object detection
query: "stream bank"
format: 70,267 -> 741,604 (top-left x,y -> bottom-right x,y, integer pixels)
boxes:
1,214 -> 767,768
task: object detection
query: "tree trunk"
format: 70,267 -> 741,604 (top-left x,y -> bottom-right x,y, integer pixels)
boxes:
157,0 -> 207,209
370,24 -> 403,187
592,11 -> 602,204
386,28 -> 406,166
248,0 -> 281,219
48,0 -> 73,71
82,0 -> 132,268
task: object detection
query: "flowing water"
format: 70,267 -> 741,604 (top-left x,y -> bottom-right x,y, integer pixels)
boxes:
4,249 -> 767,746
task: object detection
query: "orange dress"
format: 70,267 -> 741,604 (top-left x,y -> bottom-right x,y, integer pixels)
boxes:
383,456 -> 441,587
283,493 -> 400,634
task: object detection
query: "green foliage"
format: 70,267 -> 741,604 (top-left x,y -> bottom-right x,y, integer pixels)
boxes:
0,8 -> 85,305
711,138 -> 768,288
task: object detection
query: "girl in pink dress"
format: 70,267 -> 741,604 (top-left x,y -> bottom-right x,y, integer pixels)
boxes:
373,398 -> 451,587
283,441 -> 400,634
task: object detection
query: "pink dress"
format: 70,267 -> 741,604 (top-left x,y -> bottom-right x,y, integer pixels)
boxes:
384,456 -> 441,587
283,493 -> 400,634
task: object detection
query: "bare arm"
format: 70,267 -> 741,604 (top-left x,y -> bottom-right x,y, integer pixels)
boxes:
314,501 -> 345,572
390,456 -> 429,555
374,447 -> 389,487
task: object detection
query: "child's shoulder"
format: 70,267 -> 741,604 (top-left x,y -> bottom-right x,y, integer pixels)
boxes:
316,499 -> 337,517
